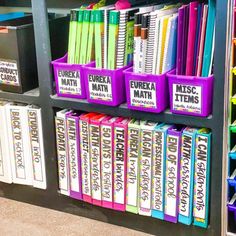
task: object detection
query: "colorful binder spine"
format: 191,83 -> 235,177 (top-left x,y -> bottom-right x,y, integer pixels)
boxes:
152,124 -> 173,220
126,119 -> 141,214
193,128 -> 211,228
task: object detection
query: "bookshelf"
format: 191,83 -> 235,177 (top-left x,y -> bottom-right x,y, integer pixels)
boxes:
0,0 -> 230,235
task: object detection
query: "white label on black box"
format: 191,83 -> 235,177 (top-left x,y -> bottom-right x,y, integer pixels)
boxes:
127,127 -> 140,206
0,59 -> 19,86
194,135 -> 208,220
129,80 -> 157,109
114,127 -> 126,204
172,84 -> 202,114
11,109 -> 26,179
88,74 -> 112,101
57,70 -> 81,95
179,134 -> 193,217
101,125 -> 113,202
28,110 -> 44,182
165,135 -> 179,217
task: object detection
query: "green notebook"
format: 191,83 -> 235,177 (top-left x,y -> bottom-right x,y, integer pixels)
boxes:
86,10 -> 95,63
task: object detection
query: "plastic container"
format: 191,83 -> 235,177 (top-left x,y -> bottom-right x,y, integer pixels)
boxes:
83,63 -> 131,106
167,70 -> 214,117
124,67 -> 169,113
51,54 -> 92,99
228,194 -> 236,221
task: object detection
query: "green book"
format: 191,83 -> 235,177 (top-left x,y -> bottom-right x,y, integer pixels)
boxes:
67,9 -> 78,64
79,10 -> 91,64
107,11 -> 119,70
74,9 -> 84,64
86,10 -> 95,63
94,10 -> 104,68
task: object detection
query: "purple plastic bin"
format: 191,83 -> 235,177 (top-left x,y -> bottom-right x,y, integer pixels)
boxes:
228,195 -> 236,221
167,70 -> 214,117
124,67 -> 169,113
51,54 -> 92,99
83,63 -> 131,106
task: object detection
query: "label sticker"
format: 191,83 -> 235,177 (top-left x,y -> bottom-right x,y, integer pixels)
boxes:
88,74 -> 112,101
57,69 -> 81,95
129,80 -> 157,109
0,59 -> 19,86
172,84 -> 202,114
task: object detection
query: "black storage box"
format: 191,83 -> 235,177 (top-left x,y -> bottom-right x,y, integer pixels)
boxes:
0,15 -> 69,93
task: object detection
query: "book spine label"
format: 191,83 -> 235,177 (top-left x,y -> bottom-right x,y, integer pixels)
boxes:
101,125 -> 113,203
179,133 -> 193,217
152,130 -> 165,212
127,126 -> 140,207
114,126 -> 126,205
55,117 -> 69,194
28,109 -> 46,187
79,119 -> 91,198
67,117 -> 80,193
140,129 -> 153,212
165,134 -> 180,217
90,124 -> 102,201
193,135 -> 209,221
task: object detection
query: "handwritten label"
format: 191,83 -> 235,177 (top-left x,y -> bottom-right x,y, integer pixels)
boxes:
101,125 -> 113,202
129,80 -> 157,108
152,131 -> 165,211
173,84 -> 202,113
114,127 -> 126,204
0,59 -> 19,86
28,110 -> 44,182
88,74 -> 112,101
90,124 -> 101,201
57,70 -> 81,95
127,127 -> 140,206
140,129 -> 152,209
194,135 -> 209,220
165,135 -> 179,217
179,134 -> 193,217
55,117 -> 68,192
67,118 -> 80,192
79,120 -> 91,196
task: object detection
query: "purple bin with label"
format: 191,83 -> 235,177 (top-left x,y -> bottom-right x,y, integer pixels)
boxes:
83,63 -> 131,106
167,70 -> 214,117
51,54 -> 92,99
124,67 -> 169,113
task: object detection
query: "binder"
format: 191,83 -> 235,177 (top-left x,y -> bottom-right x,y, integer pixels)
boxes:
139,121 -> 158,216
90,114 -> 108,206
101,116 -> 122,209
66,111 -> 83,200
27,105 -> 47,189
193,128 -> 211,228
126,119 -> 141,214
178,127 -> 198,225
0,101 -> 12,184
152,124 -> 173,220
5,103 -> 33,186
79,113 -> 97,203
113,118 -> 130,211
55,109 -> 72,195
164,125 -> 185,223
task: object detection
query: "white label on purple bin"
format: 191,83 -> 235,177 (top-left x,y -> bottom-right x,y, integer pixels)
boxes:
57,70 -> 81,95
129,80 -> 157,109
194,135 -> 208,220
88,74 -> 112,101
173,84 -> 202,113
165,135 -> 179,217
0,59 -> 19,86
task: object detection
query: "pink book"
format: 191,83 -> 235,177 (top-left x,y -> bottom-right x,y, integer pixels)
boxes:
90,114 -> 108,206
185,2 -> 199,76
196,5 -> 208,77
101,117 -> 123,209
113,117 -> 131,211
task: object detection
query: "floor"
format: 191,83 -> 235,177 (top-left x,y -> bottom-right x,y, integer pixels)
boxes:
0,197 -> 152,236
